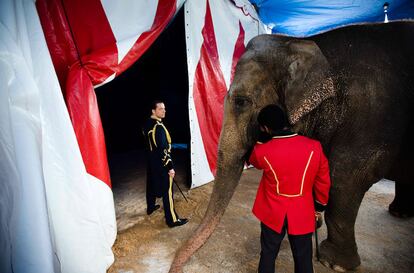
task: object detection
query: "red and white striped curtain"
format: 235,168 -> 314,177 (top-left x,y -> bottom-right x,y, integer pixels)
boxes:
0,1 -> 264,272
185,0 -> 266,187
36,0 -> 265,190
36,0 -> 185,187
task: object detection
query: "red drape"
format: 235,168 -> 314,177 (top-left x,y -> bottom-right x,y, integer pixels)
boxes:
193,0 -> 246,174
36,0 -> 177,186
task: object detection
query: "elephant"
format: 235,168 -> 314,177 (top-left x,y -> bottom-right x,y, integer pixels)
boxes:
170,21 -> 414,272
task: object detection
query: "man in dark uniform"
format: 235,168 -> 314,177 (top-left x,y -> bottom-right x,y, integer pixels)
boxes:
142,100 -> 188,228
249,105 -> 331,273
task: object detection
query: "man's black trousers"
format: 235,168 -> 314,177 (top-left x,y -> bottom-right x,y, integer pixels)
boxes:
146,176 -> 179,225
258,221 -> 314,273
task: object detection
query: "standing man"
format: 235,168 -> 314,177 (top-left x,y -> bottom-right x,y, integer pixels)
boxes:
142,100 -> 188,228
249,105 -> 331,273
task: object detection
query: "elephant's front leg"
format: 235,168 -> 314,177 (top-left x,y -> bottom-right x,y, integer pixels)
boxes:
319,183 -> 365,271
319,148 -> 380,271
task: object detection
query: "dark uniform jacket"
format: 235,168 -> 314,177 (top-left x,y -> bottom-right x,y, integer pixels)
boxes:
143,117 -> 174,197
249,131 -> 331,235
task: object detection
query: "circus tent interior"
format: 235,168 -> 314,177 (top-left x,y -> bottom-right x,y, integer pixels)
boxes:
1,0 -> 413,272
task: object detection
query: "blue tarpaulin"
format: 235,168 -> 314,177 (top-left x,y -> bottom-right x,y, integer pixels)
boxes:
249,0 -> 414,37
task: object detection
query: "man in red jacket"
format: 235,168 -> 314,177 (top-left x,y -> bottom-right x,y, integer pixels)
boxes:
249,105 -> 331,273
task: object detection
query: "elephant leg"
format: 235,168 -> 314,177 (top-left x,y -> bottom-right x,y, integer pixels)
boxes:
388,123 -> 414,217
388,158 -> 414,218
319,185 -> 364,271
389,183 -> 414,218
319,147 -> 385,271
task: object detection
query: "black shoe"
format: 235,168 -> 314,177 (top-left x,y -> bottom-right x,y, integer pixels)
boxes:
167,218 -> 188,228
147,205 -> 160,215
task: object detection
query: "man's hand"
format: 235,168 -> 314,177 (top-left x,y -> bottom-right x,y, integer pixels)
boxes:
315,212 -> 323,229
168,169 -> 175,178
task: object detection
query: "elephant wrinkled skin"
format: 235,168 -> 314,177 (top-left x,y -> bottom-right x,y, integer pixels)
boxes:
170,21 -> 414,272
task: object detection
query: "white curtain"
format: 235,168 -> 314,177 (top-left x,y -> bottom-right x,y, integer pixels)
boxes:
0,1 -> 116,272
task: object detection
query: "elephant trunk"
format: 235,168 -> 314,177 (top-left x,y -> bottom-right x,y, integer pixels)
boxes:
169,123 -> 247,273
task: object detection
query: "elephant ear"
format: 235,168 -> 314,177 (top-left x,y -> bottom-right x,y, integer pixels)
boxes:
283,39 -> 335,124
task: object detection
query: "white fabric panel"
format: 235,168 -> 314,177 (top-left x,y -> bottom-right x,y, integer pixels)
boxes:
87,174 -> 117,251
0,1 -> 116,272
210,0 -> 239,89
188,91 -> 215,188
184,0 -> 213,188
212,0 -> 266,89
101,0 -> 159,64
0,35 -> 56,273
185,0 -> 266,188
0,1 -> 56,272
0,60 -> 21,273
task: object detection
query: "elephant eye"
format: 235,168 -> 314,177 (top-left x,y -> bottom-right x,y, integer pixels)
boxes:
234,96 -> 252,109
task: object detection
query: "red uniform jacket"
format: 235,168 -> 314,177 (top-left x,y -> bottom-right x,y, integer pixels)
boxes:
249,133 -> 331,235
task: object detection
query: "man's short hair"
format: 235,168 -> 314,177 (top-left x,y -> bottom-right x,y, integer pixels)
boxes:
257,104 -> 289,131
151,100 -> 164,110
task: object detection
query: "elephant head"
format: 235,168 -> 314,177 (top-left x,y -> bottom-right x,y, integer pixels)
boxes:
169,35 -> 335,272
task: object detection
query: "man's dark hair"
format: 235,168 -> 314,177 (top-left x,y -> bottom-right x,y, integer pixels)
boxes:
257,104 -> 289,132
151,100 -> 164,110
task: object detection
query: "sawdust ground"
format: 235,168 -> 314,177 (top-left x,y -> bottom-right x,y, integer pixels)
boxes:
107,150 -> 414,273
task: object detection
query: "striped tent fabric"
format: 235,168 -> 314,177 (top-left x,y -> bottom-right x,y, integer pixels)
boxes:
1,0 -> 262,272
8,0 -> 411,272
185,0 -> 266,186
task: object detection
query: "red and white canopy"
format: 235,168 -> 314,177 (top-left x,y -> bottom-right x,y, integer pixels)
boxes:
0,0 -> 265,272
36,0 -> 265,189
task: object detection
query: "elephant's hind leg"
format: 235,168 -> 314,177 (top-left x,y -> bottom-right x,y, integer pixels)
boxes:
388,158 -> 414,218
387,124 -> 414,218
389,182 -> 414,218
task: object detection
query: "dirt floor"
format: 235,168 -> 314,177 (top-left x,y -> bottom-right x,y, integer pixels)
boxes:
107,150 -> 414,273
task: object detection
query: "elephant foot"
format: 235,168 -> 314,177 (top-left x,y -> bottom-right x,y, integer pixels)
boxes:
388,199 -> 414,218
319,239 -> 360,271
320,260 -> 346,272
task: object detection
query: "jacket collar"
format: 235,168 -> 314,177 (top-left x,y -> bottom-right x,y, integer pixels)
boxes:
271,129 -> 298,139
